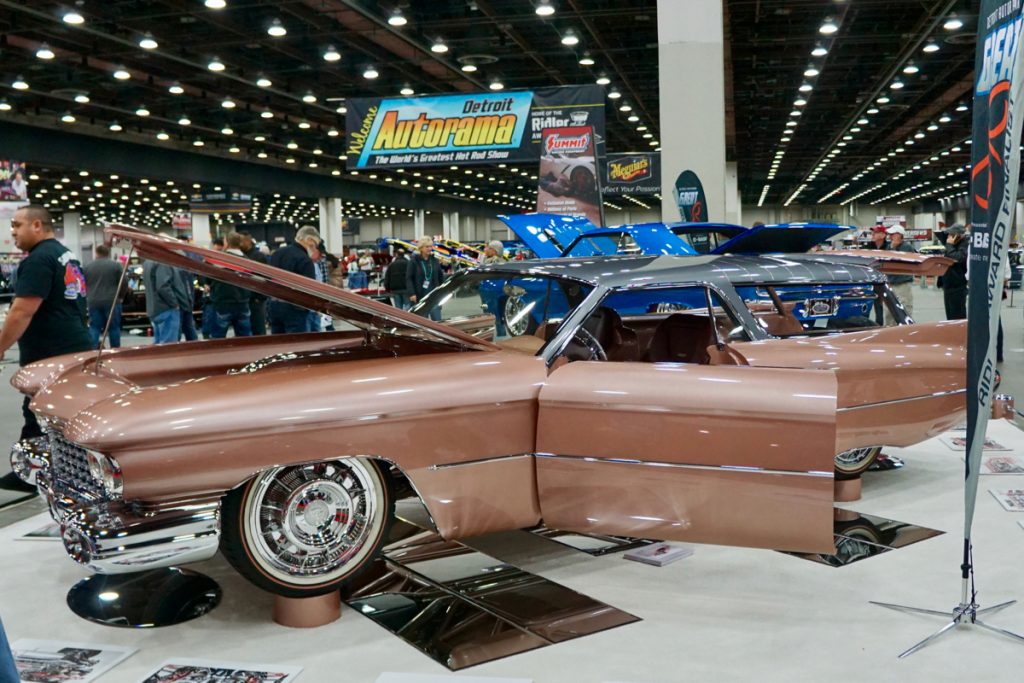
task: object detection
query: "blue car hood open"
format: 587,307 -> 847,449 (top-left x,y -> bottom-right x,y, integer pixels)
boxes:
497,213 -> 597,259
711,223 -> 852,254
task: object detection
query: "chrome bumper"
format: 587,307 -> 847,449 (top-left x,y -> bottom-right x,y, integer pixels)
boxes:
38,471 -> 221,574
9,436 -> 50,485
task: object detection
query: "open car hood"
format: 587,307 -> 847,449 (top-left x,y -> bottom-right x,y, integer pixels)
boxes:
497,213 -> 597,258
793,249 -> 955,277
709,223 -> 851,254
106,225 -> 497,352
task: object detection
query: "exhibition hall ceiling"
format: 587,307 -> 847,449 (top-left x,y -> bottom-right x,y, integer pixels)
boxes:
0,0 -> 979,220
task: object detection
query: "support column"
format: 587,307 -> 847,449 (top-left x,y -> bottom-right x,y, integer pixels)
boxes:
413,209 -> 426,237
658,0 -> 726,222
318,198 -> 344,253
191,213 -> 212,247
725,162 -> 741,226
61,212 -> 82,261
442,211 -> 461,242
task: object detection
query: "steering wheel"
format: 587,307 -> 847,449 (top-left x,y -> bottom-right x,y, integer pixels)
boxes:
569,326 -> 608,361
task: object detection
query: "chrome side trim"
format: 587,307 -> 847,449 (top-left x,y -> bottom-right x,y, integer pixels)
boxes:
534,452 -> 833,479
428,453 -> 533,471
837,387 -> 966,412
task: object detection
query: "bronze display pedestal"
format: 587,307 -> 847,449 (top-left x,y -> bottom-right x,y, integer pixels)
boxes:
834,475 -> 861,502
273,591 -> 341,628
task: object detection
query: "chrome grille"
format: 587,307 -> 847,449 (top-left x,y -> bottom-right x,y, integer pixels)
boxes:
47,431 -> 102,500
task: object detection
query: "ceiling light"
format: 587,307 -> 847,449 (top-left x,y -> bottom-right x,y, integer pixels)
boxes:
221,126 -> 234,135
298,121 -> 311,129
136,106 -> 150,116
561,29 -> 579,46
867,107 -> 879,114
890,79 -> 904,90
790,110 -> 801,117
927,123 -> 939,131
431,39 -> 448,53
229,146 -> 240,153
363,66 -> 379,79
204,0 -> 226,7
302,91 -> 317,103
207,58 -> 225,71
336,105 -> 347,113
579,52 -> 594,66
60,112 -> 76,123
785,120 -> 797,127
254,135 -> 266,141
323,45 -> 341,62
461,64 -> 477,72
36,44 -> 55,60
267,19 -> 287,37
178,116 -> 191,125
608,89 -> 622,99
400,85 -> 415,96
811,44 -> 828,57
62,10 -> 85,24
287,141 -> 298,149
73,92 -> 90,104
596,75 -> 611,86
798,82 -> 813,92
536,0 -> 556,16
923,39 -> 940,53
168,82 -> 185,94
156,131 -> 169,140
388,10 -> 408,26
627,115 -> 639,122
943,15 -> 963,31
819,17 -> 838,35
256,76 -> 272,88
107,121 -> 122,131
876,96 -> 890,104
804,67 -> 820,77
113,67 -> 131,80
619,104 -> 632,112
139,33 -> 158,50
193,139 -> 205,147
903,62 -> 919,74
956,103 -> 969,112
489,80 -> 504,91
221,98 -> 235,108
327,128 -> 340,137
793,98 -> 808,107
780,136 -> 791,142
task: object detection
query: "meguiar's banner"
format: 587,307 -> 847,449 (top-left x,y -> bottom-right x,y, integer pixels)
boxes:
964,1 -> 1024,558
346,85 -> 604,169
602,153 -> 660,196
537,126 -> 602,227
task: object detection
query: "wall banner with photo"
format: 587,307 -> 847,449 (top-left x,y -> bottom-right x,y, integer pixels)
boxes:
536,126 -> 603,227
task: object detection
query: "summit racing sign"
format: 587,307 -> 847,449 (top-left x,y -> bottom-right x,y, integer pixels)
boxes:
602,152 -> 661,196
346,85 -> 604,170
545,131 -> 591,155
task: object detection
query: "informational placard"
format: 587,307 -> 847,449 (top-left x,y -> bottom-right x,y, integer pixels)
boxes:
346,85 -> 605,169
602,152 -> 660,196
537,126 -> 602,227
674,169 -> 708,222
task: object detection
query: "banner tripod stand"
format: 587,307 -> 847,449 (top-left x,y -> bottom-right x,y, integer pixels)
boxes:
870,542 -> 1024,658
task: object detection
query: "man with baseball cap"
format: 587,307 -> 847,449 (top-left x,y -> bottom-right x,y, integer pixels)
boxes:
869,225 -> 888,249
941,224 -> 969,319
884,225 -> 916,323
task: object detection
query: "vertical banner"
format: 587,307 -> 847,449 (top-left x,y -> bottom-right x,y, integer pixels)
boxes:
965,1 -> 1024,541
674,170 -> 708,222
0,160 -> 29,252
537,126 -> 603,226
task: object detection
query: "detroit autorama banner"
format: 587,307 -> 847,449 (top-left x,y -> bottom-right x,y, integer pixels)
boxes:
345,85 -> 605,170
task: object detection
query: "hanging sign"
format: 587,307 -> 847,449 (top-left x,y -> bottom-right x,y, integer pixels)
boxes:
346,85 -> 605,169
674,170 -> 708,222
602,153 -> 660,196
537,126 -> 602,227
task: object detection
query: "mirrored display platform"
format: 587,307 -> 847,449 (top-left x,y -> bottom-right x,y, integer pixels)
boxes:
528,526 -> 653,556
67,567 -> 221,627
782,509 -> 943,567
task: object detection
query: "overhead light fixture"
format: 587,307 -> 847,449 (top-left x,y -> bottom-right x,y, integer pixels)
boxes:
876,95 -> 890,104
229,146 -> 240,153
790,110 -> 802,117
156,131 -> 169,140
267,19 -> 287,37
327,128 -> 340,137
536,0 -> 556,16
461,64 -> 477,72
561,29 -> 579,46
221,98 -> 236,108
793,97 -> 808,107
336,105 -> 347,113
431,39 -> 448,53
168,82 -> 185,94
608,89 -> 621,99
819,17 -> 838,35
811,43 -> 828,57
287,141 -> 299,149
798,82 -> 813,92
627,115 -> 639,122
903,62 -> 919,75
804,67 -> 820,77
323,45 -> 341,62
298,121 -> 311,129
62,10 -> 85,24
923,39 -> 940,53
221,126 -> 234,135
619,104 -> 632,112
596,75 -> 611,86
400,85 -> 415,96
74,92 -> 90,104
944,15 -> 963,31
108,121 -> 122,131
302,91 -> 317,103
867,107 -> 879,114
939,114 -> 952,123
136,105 -> 150,116
178,116 -> 191,125
388,10 -> 407,26
11,77 -> 29,90
36,44 -> 55,60
927,123 -> 939,131
890,79 -> 905,89
193,139 -> 205,147
956,102 -> 969,112
139,33 -> 158,49
363,66 -> 379,79
489,80 -> 504,91
254,135 -> 266,141
785,120 -> 798,127
60,112 -> 76,123
113,67 -> 131,80
204,0 -> 227,7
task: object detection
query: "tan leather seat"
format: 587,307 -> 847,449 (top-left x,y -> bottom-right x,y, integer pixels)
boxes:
644,313 -> 715,364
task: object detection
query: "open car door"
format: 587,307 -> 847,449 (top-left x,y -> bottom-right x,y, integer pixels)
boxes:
535,361 -> 837,553
710,223 -> 852,254
497,213 -> 597,258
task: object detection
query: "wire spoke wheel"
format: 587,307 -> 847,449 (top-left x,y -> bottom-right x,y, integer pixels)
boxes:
834,446 -> 882,476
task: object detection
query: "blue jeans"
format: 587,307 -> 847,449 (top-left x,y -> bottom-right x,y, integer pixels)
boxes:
151,307 -> 181,344
348,271 -> 368,289
208,309 -> 252,338
180,307 -> 198,341
0,616 -> 18,683
391,293 -> 411,310
88,303 -> 121,348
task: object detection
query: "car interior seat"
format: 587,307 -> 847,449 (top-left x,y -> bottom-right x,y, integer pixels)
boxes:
644,313 -> 716,364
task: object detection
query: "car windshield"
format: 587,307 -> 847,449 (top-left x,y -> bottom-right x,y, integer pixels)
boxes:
735,283 -> 897,337
411,271 -> 593,353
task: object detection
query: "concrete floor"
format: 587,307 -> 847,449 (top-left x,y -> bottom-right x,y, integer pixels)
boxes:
1,285 -> 1024,682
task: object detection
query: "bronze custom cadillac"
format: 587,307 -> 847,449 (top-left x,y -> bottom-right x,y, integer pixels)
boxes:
11,228 -> 966,597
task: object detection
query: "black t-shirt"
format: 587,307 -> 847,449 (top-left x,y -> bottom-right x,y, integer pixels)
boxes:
15,238 -> 93,366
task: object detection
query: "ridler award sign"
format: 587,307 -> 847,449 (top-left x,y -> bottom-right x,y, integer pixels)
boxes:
346,85 -> 604,170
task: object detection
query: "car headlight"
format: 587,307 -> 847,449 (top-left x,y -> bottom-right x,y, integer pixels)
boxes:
85,450 -> 123,499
